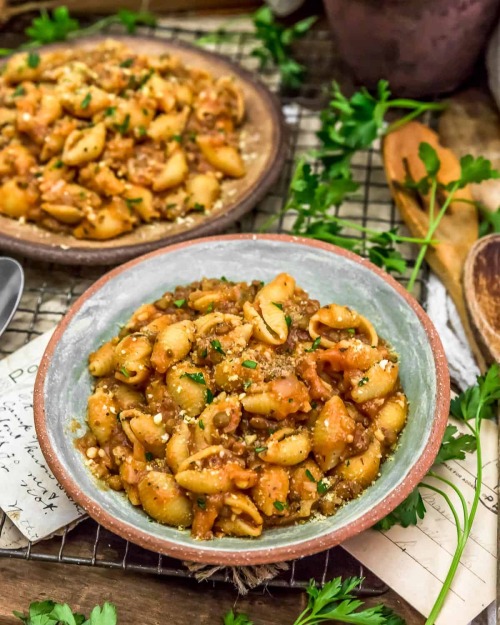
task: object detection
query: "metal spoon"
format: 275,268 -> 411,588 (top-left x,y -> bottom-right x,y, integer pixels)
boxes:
0,257 -> 24,338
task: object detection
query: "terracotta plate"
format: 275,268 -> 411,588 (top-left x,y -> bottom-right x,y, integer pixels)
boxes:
0,36 -> 287,265
34,235 -> 450,565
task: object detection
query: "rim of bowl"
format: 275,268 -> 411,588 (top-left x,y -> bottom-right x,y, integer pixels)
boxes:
34,233 -> 450,565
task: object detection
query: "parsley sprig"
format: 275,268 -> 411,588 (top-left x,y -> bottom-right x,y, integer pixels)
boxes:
403,144 -> 500,291
262,80 -> 443,275
223,577 -> 404,625
14,599 -> 117,625
0,7 -> 157,56
376,364 -> 500,624
197,7 -> 316,88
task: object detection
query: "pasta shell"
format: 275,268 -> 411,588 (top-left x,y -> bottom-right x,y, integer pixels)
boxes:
313,396 -> 356,471
114,333 -> 152,385
336,439 -> 382,488
166,421 -> 191,473
151,320 -> 196,373
138,472 -> 193,527
260,428 -> 312,466
350,360 -> 399,403
166,363 -> 210,417
87,386 -> 119,446
89,340 -> 116,377
251,466 -> 289,516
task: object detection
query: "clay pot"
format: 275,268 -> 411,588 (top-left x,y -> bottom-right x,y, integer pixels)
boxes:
323,0 -> 500,97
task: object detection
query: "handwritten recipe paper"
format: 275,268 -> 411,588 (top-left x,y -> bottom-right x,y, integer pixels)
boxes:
344,418 -> 498,624
0,331 -> 83,544
0,331 -> 497,623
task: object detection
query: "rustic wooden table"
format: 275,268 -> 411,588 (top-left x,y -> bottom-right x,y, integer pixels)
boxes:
0,559 -> 424,624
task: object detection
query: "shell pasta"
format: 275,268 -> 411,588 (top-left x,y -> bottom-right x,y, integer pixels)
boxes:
0,40 -> 247,239
79,274 -> 408,539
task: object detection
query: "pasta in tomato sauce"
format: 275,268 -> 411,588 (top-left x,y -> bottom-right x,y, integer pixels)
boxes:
78,274 -> 408,539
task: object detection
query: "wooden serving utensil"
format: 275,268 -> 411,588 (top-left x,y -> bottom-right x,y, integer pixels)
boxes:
383,120 -> 487,371
463,234 -> 500,364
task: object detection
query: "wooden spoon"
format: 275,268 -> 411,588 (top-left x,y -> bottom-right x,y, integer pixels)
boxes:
383,121 -> 487,371
463,234 -> 500,364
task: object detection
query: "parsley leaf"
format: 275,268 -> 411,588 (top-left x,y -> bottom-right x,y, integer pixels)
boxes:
305,337 -> 321,352
478,204 -> 500,237
114,114 -> 130,135
173,299 -> 185,308
211,340 -> 225,355
222,610 -> 253,625
80,92 -> 91,109
182,372 -> 206,385
118,366 -> 130,378
145,452 -> 154,462
375,488 -> 426,531
206,388 -> 214,404
433,424 -> 477,465
27,51 -> 40,68
242,360 -> 257,369
273,500 -> 286,511
25,7 -> 79,44
255,446 -> 267,454
117,9 -> 157,33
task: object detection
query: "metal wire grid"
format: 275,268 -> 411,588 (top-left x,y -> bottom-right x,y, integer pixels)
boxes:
0,22 -> 428,591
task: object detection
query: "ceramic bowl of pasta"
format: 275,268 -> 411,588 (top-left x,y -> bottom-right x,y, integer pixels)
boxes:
34,234 -> 450,564
0,37 -> 285,265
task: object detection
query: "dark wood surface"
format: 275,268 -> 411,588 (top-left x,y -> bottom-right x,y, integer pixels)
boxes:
0,558 -> 424,624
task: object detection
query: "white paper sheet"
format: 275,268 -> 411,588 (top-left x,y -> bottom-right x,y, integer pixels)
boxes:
344,418 -> 497,625
0,331 -> 84,541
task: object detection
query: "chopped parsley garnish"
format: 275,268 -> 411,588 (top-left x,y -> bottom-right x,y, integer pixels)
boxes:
273,501 -> 286,512
305,337 -> 321,352
114,113 -> 130,135
197,497 -> 206,509
145,452 -> 154,461
120,58 -> 134,67
125,197 -> 142,209
104,106 -> 116,117
358,376 -> 369,387
192,202 -> 205,212
220,276 -> 228,282
206,388 -> 214,404
198,419 -> 205,430
211,340 -> 225,355
317,480 -> 329,494
347,328 -> 356,335
243,380 -> 252,390
52,159 -> 64,169
119,366 -> 130,378
172,133 -> 182,142
200,348 -> 208,358
80,92 -> 91,109
182,372 -> 206,385
13,85 -> 25,97
242,360 -> 257,369
255,446 -> 267,454
206,302 -> 214,313
27,51 -> 40,68
137,125 -> 147,137
174,299 -> 186,308
285,314 -> 292,328
272,302 -> 283,310
305,469 -> 316,483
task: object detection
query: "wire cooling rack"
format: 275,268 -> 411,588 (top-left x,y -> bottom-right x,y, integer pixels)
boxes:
0,21 -> 429,593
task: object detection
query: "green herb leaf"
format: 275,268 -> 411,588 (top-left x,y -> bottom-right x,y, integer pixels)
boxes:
347,328 -> 355,335
125,197 -> 142,209
272,302 -> 283,310
357,376 -> 369,387
192,202 -> 205,212
182,372 -> 206,385
197,497 -> 206,510
273,500 -> 286,511
305,337 -> 321,352
104,106 -> 116,117
211,339 -> 226,355
285,314 -> 292,328
114,113 -> 130,135
145,452 -> 154,462
27,51 -> 40,68
206,388 -> 214,404
206,302 -> 214,313
117,9 -> 157,34
173,299 -> 186,308
222,610 -> 253,625
433,424 -> 477,465
198,419 -> 205,430
242,360 -> 257,369
118,366 -> 130,378
172,133 -> 182,142
255,446 -> 267,454
454,154 -> 500,189
243,380 -> 252,390
317,480 -> 329,495
419,142 -> 440,177
80,92 -> 91,109
305,468 -> 316,483
375,488 -> 426,531
120,58 -> 134,68
13,85 -> 26,97
478,205 -> 500,237
25,7 -> 79,44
